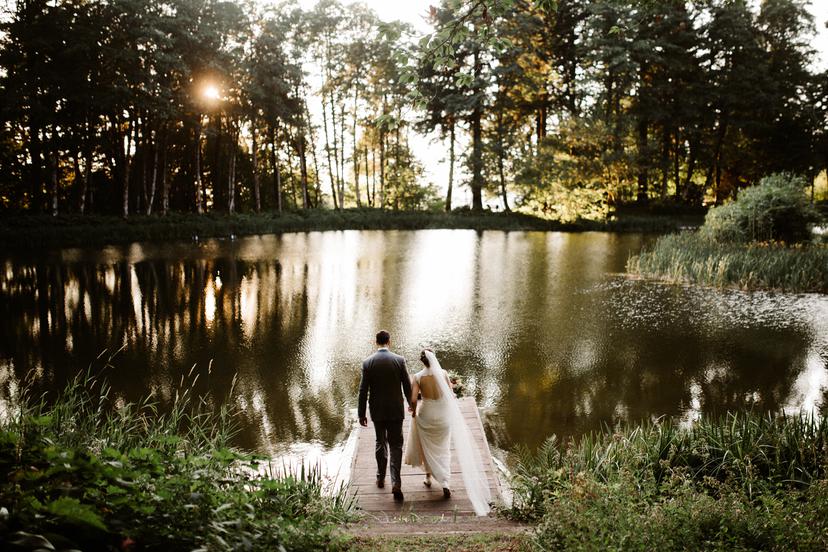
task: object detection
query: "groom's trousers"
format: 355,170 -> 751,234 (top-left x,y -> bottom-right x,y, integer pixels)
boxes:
373,419 -> 404,487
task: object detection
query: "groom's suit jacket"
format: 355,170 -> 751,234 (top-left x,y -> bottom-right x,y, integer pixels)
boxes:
358,349 -> 412,422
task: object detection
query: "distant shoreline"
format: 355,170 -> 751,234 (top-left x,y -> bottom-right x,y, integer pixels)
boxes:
0,209 -> 704,252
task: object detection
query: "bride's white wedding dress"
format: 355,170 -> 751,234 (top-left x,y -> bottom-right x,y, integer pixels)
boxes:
403,351 -> 491,516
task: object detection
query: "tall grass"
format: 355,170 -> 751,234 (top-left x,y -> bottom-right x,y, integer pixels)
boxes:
628,232 -> 828,292
0,359 -> 356,551
506,413 -> 828,551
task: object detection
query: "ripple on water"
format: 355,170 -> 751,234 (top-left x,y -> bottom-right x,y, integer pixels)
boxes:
597,278 -> 828,348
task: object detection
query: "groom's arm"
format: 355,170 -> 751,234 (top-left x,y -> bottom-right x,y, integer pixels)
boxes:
358,362 -> 369,426
399,358 -> 412,409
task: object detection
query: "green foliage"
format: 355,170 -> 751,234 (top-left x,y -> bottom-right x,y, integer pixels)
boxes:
505,414 -> 828,551
0,368 -> 356,551
629,173 -> 827,292
526,472 -> 828,551
702,173 -> 822,244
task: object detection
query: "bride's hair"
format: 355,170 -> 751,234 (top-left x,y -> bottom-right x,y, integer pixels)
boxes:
420,348 -> 433,367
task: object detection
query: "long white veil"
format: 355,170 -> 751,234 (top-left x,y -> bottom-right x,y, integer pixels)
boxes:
424,350 -> 491,516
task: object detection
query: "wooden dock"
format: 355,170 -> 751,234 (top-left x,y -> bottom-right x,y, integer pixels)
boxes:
349,396 -> 502,519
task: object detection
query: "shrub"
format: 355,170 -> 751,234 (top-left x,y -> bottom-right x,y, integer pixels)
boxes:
702,173 -> 821,244
505,414 -> 828,551
0,369 -> 356,551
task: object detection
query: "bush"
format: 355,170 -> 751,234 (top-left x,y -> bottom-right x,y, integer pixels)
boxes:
505,414 -> 828,551
702,173 -> 821,244
529,473 -> 828,552
0,369 -> 356,551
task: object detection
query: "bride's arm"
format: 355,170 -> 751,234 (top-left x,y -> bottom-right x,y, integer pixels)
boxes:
409,378 -> 419,417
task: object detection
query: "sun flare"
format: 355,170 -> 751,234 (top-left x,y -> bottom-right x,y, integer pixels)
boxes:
202,84 -> 221,101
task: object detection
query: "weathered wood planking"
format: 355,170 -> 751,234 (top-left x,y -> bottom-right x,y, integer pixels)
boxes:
349,396 -> 502,519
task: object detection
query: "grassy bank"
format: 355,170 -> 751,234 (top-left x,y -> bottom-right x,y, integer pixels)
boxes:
0,369 -> 356,551
0,209 -> 700,250
628,232 -> 828,292
506,414 -> 828,551
628,174 -> 827,293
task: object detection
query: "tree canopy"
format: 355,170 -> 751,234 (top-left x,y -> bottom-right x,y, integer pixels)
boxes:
0,0 -> 824,219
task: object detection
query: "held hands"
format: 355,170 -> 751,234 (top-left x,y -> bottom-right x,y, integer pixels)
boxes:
359,417 -> 367,427
408,404 -> 416,418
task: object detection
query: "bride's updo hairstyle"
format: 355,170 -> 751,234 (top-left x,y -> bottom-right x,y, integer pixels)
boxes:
420,349 -> 433,367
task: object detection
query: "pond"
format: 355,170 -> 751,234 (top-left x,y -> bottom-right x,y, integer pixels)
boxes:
1,230 -> 826,467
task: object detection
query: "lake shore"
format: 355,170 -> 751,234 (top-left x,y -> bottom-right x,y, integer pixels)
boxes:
0,209 -> 703,251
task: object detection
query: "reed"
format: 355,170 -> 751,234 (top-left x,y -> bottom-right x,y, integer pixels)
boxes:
506,413 -> 828,550
0,358 -> 356,551
628,232 -> 828,292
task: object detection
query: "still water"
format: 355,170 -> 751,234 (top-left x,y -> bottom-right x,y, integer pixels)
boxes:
1,230 -> 827,463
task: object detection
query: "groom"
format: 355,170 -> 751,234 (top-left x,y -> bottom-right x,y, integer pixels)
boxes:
358,330 -> 413,502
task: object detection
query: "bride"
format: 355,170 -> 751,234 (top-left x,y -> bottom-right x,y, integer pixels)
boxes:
403,349 -> 491,516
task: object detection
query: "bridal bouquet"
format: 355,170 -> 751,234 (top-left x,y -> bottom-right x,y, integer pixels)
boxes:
447,371 -> 464,398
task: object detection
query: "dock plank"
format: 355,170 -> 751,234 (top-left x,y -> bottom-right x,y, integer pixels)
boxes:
349,396 -> 501,517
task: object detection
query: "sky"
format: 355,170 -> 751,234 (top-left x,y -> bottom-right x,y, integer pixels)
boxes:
298,0 -> 828,204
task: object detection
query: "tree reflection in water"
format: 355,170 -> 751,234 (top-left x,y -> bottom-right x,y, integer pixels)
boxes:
0,231 -> 826,455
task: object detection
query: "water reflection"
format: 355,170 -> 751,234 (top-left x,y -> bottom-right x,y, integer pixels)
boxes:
0,230 -> 826,455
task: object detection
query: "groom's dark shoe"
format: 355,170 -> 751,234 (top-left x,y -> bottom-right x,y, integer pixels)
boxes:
392,485 -> 404,502
376,478 -> 385,488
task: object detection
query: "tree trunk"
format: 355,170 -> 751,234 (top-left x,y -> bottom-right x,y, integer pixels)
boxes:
122,116 -> 134,218
394,105 -> 402,209
303,96 -> 321,207
352,83 -> 361,207
321,93 -> 338,209
194,115 -> 204,214
286,130 -> 297,208
497,134 -> 509,211
298,132 -> 310,209
228,125 -> 237,214
73,154 -> 82,213
379,127 -> 386,209
470,47 -> 484,211
673,132 -> 681,200
339,102 -> 346,207
446,121 -> 455,212
160,128 -> 169,215
712,118 -> 728,204
536,105 -> 547,151
269,123 -> 282,213
681,136 -> 698,203
139,117 -> 148,213
366,143 -> 373,207
251,124 -> 261,212
147,127 -> 159,215
636,117 -> 648,205
81,145 -> 91,215
49,148 -> 59,217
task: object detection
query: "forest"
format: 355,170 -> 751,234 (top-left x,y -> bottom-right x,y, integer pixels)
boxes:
0,0 -> 826,221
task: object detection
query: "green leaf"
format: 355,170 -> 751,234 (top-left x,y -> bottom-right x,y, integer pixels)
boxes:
45,497 -> 107,531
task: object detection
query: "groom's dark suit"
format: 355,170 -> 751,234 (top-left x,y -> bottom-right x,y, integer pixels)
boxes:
358,348 -> 412,489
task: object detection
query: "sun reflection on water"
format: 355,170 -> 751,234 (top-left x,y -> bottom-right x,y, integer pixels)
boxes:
0,230 -> 825,464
